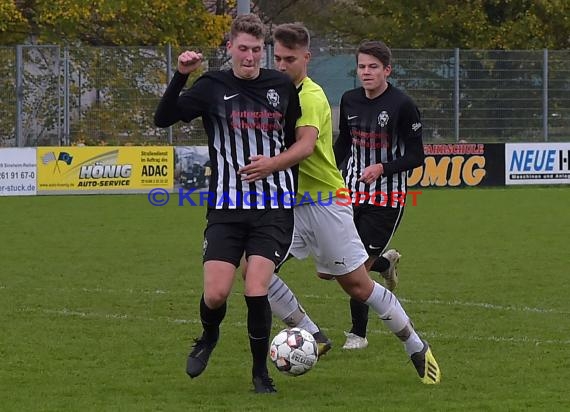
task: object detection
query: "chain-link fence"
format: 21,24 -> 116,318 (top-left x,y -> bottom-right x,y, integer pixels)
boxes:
1,45 -> 569,147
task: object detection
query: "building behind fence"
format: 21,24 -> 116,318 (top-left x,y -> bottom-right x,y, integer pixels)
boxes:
1,45 -> 569,147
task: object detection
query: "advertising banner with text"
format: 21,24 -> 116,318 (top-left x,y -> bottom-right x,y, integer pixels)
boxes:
408,143 -> 505,187
505,142 -> 570,185
0,148 -> 37,196
37,146 -> 173,194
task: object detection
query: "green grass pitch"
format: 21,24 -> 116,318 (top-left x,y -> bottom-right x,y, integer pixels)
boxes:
1,187 -> 569,411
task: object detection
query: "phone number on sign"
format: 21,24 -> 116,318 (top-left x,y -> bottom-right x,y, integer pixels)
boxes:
0,171 -> 36,180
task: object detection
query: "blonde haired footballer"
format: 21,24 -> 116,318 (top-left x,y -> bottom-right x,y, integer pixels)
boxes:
240,23 -> 441,384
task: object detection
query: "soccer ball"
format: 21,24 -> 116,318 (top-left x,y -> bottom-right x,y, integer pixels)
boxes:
269,327 -> 318,376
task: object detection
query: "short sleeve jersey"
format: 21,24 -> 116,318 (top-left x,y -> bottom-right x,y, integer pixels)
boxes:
296,77 -> 345,203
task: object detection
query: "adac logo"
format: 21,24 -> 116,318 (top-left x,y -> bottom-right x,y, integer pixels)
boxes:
42,151 -> 73,173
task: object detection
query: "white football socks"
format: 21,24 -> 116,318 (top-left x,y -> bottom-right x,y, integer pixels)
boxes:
268,273 -> 319,335
365,281 -> 424,355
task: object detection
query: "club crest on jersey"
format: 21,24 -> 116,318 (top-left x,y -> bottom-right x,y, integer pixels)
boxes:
378,111 -> 389,127
266,89 -> 280,107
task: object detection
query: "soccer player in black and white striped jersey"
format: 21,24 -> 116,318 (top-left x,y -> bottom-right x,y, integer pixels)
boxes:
334,40 -> 425,350
242,25 -> 440,385
154,14 -> 310,394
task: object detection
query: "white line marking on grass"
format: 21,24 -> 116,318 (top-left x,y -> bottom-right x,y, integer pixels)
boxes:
396,297 -> 570,315
4,284 -> 568,316
73,287 -> 180,295
19,307 -> 249,327
15,306 -> 570,347
392,329 -> 570,346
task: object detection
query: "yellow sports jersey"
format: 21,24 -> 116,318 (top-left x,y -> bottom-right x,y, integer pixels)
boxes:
296,77 -> 345,203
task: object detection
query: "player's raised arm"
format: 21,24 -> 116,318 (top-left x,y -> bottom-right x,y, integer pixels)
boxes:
154,51 -> 203,128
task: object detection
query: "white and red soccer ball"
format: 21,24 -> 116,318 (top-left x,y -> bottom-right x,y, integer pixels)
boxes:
269,327 -> 318,376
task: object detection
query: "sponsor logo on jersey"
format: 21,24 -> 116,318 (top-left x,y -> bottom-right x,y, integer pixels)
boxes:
266,89 -> 280,107
377,111 -> 389,127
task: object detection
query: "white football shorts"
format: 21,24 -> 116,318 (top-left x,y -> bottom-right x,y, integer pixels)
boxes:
287,199 -> 368,276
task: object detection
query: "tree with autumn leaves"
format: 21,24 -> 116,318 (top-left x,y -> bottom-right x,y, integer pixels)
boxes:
1,1 -> 231,146
1,1 -> 568,146
256,0 -> 570,50
3,1 -> 568,50
0,0 -> 230,47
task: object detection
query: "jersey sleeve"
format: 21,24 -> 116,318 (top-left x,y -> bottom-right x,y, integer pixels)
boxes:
154,71 -> 210,127
382,98 -> 425,176
177,76 -> 213,122
333,94 -> 352,168
295,88 -> 324,133
284,82 -> 302,149
154,71 -> 212,126
153,71 -> 189,127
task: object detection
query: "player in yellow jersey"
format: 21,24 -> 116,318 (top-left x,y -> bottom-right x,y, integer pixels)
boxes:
239,23 -> 441,384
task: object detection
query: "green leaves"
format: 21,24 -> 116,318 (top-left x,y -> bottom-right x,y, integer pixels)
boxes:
298,0 -> 570,49
4,0 -> 567,49
0,1 -> 28,43
0,0 -> 231,47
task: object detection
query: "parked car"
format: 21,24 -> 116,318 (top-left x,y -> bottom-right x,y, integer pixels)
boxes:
179,162 -> 210,189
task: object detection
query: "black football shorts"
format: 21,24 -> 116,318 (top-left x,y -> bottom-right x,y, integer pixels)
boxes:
353,204 -> 404,256
203,208 -> 294,267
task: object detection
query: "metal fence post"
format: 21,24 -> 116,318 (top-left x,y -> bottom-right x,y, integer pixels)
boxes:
54,45 -> 61,147
266,43 -> 273,69
167,43 -> 173,145
454,48 -> 460,142
15,45 -> 23,147
543,48 -> 548,142
237,0 -> 250,15
63,46 -> 70,146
